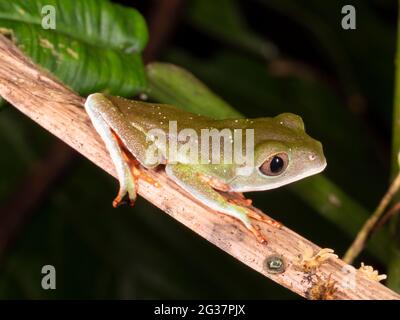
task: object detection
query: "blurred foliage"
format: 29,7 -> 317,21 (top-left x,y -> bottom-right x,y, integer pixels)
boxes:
146,62 -> 241,119
0,0 -> 399,298
186,0 -> 279,60
388,2 -> 400,291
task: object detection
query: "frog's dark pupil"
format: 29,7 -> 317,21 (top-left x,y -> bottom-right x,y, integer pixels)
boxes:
270,156 -> 284,173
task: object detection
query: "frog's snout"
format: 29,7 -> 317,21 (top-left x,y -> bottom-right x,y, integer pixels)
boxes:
308,140 -> 327,172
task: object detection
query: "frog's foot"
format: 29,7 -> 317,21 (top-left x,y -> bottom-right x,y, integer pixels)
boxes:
112,160 -> 137,208
246,210 -> 282,229
223,206 -> 277,244
113,189 -> 134,208
228,193 -> 253,207
112,137 -> 160,208
246,223 -> 268,244
126,157 -> 160,189
238,209 -> 281,244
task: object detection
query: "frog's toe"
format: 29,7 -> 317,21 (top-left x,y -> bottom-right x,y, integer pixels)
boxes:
230,208 -> 269,244
112,168 -> 138,208
247,224 -> 268,244
112,187 -> 137,207
228,197 -> 253,207
112,192 -> 126,208
247,210 -> 282,228
126,189 -> 137,207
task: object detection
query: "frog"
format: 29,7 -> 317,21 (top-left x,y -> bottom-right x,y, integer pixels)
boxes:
84,93 -> 327,243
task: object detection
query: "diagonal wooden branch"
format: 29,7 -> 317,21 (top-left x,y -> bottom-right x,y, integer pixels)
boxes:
0,35 -> 398,300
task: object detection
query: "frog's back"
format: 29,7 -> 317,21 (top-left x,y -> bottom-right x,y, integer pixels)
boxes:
106,95 -> 213,133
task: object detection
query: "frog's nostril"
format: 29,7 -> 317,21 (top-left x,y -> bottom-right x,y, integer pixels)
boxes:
308,153 -> 317,161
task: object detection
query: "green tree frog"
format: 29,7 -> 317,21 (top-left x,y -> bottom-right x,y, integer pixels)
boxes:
85,93 -> 326,243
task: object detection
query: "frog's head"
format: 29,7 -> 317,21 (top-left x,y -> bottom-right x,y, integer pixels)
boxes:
230,113 -> 327,192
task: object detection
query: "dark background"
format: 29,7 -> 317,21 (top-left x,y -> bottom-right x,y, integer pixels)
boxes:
0,0 -> 398,299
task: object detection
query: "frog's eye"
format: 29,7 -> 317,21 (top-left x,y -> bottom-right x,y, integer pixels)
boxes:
260,152 -> 289,176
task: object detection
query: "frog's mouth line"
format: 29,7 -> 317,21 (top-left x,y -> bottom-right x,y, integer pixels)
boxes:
231,159 -> 327,193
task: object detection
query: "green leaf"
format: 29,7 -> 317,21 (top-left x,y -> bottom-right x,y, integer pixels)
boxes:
146,63 -> 241,119
0,0 -> 148,96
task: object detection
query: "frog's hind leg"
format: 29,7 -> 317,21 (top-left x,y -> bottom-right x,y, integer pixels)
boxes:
110,131 -> 141,207
85,94 -> 162,207
85,100 -> 137,207
166,164 -> 273,243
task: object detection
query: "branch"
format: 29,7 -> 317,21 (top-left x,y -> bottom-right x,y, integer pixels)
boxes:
344,172 -> 400,264
0,35 -> 398,300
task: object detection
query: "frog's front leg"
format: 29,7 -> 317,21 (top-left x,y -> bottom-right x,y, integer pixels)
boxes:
166,163 -> 279,243
85,100 -> 138,207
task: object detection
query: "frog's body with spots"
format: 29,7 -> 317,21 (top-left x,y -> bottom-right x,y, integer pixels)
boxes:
85,93 -> 326,242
